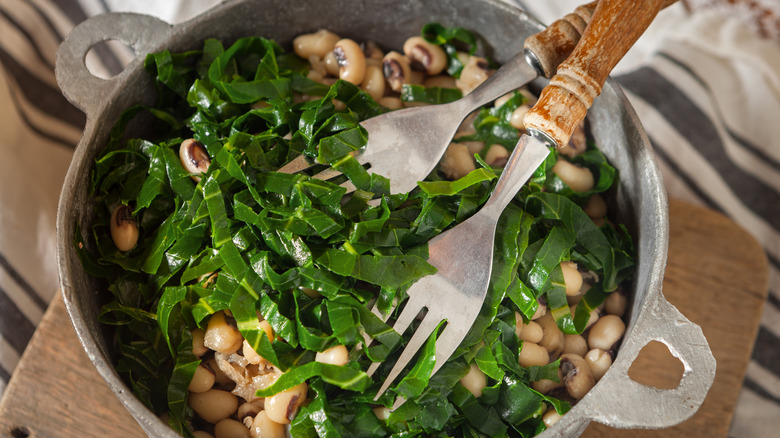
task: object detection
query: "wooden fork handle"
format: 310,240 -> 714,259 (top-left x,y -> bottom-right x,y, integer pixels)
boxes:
524,1 -> 598,79
524,0 -> 679,148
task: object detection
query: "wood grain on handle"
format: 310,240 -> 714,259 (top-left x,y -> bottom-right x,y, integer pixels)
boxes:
524,1 -> 598,78
525,0 -> 675,148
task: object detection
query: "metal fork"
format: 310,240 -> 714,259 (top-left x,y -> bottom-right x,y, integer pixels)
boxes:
278,50 -> 539,195
277,2 -> 599,195
366,134 -> 551,407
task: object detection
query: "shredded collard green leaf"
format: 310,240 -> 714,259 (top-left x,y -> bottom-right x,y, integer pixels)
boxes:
79,24 -> 635,437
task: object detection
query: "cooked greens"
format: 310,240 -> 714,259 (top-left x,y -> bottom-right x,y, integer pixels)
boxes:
79,25 -> 634,438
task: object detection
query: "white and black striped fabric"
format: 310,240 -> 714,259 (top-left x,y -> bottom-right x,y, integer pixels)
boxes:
1,0 -> 777,436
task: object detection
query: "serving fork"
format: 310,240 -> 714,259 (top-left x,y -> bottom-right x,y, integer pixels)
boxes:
278,1 -> 600,195
362,0 -> 677,406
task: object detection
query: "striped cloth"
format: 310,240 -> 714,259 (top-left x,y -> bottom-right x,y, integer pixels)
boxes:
0,1 -> 777,436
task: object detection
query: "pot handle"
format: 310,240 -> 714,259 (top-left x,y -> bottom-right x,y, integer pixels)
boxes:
56,13 -> 172,116
585,294 -> 716,429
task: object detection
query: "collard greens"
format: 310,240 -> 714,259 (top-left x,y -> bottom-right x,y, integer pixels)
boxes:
79,26 -> 634,437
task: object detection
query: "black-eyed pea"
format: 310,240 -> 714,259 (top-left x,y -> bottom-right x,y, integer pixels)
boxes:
293,29 -> 340,59
588,314 -> 626,350
250,411 -> 285,438
537,312 -> 564,359
560,353 -> 595,399
373,406 -> 391,421
461,140 -> 485,155
308,55 -> 328,77
189,364 -> 216,393
264,382 -> 307,424
379,96 -> 403,110
518,342 -> 550,367
243,340 -> 263,365
532,368 -> 563,394
204,311 -> 244,354
552,159 -> 595,192
258,320 -> 274,342
493,92 -> 515,109
519,88 -> 537,106
542,408 -> 563,428
333,39 -> 366,85
583,307 -> 601,330
584,193 -> 608,221
323,51 -> 340,76
423,75 -> 457,89
179,139 -> 211,182
193,432 -> 215,438
192,328 -> 208,357
515,312 -> 544,344
361,63 -> 385,101
237,400 -> 264,424
382,51 -> 411,93
440,143 -> 475,180
560,261 -> 583,296
514,312 -> 524,338
364,41 -> 384,62
509,104 -> 531,131
315,345 -> 349,366
306,69 -> 325,84
403,36 -> 447,76
563,334 -> 588,357
532,301 -> 547,321
585,348 -> 612,381
189,389 -> 239,424
522,321 -> 544,344
605,290 -> 627,317
459,363 -> 487,398
455,55 -> 491,95
485,144 -> 510,168
214,418 -> 250,438
110,205 -> 138,251
569,305 -> 599,331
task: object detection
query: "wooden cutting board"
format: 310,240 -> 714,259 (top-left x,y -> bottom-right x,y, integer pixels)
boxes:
0,199 -> 769,437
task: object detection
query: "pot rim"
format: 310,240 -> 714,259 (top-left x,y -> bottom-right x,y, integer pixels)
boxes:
54,1 -> 714,436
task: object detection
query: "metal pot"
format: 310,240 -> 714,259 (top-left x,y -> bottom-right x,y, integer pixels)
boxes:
55,0 -> 716,436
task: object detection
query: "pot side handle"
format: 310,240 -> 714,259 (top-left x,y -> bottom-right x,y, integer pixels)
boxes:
55,13 -> 172,116
587,295 -> 717,429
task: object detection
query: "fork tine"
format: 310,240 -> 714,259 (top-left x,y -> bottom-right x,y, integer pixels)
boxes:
383,321 -> 474,411
276,154 -> 312,173
430,323 -> 470,376
366,295 -> 423,377
310,167 -> 343,181
370,298 -> 397,323
372,311 -> 442,401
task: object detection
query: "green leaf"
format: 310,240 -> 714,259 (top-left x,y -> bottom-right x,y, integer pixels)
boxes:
255,361 -> 372,397
400,84 -> 462,104
393,321 -> 442,399
316,249 -> 436,290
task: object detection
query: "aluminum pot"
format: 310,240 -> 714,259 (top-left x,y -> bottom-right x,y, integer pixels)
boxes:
55,0 -> 716,436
